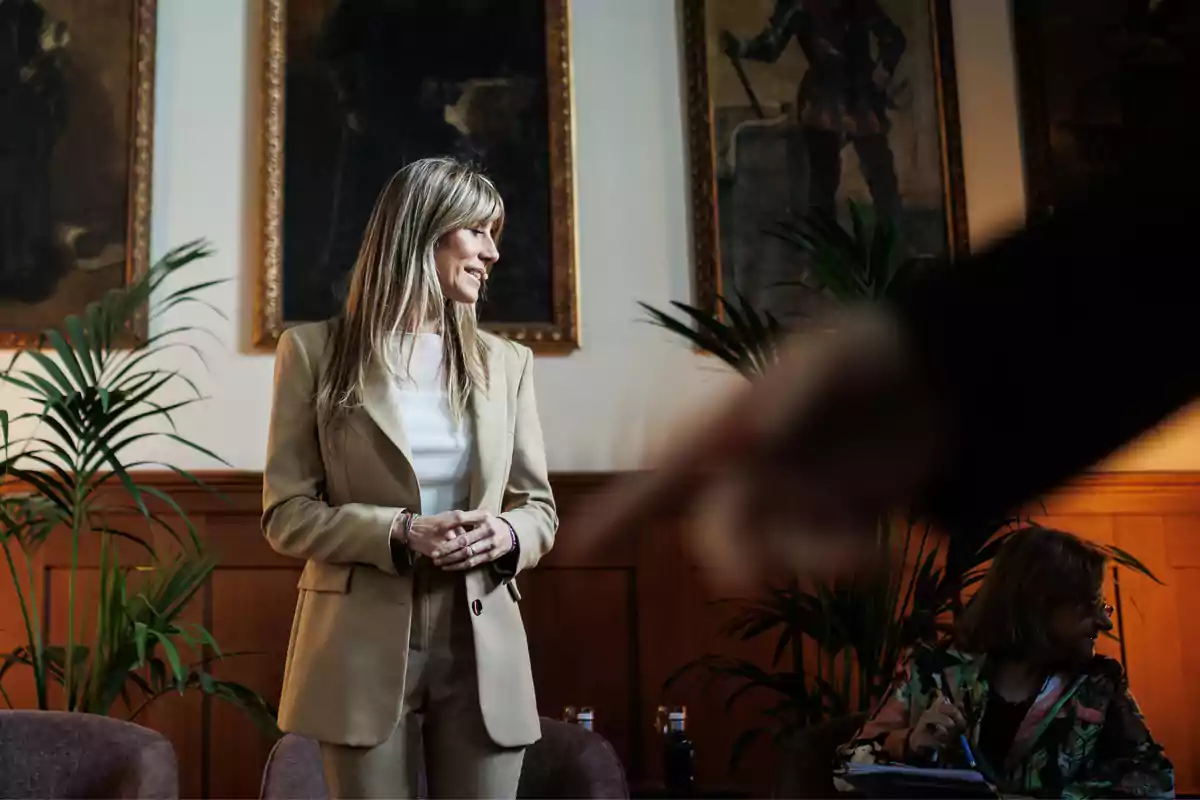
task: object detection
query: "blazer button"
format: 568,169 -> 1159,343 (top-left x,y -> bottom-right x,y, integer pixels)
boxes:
471,599 -> 483,616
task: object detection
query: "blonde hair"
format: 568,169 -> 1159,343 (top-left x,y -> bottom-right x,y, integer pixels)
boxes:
317,157 -> 504,424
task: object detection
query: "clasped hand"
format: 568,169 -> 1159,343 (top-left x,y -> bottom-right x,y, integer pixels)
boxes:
399,510 -> 513,571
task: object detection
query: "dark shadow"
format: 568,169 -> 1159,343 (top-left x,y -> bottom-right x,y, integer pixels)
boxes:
0,0 -> 128,321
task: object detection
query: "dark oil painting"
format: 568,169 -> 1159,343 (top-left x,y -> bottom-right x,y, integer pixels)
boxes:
684,0 -> 967,325
262,0 -> 577,352
1012,0 -> 1181,224
0,0 -> 152,347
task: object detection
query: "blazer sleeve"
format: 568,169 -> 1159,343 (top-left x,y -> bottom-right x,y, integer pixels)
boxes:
1064,672 -> 1175,799
835,654 -> 927,772
262,328 -> 407,575
494,347 -> 558,576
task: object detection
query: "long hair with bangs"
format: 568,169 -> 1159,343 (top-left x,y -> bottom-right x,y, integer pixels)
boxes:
954,525 -> 1107,665
316,157 -> 505,424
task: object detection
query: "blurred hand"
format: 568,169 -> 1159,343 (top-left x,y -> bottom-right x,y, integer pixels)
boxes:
430,513 -> 514,571
565,310 -> 949,591
909,696 -> 968,755
397,509 -> 488,561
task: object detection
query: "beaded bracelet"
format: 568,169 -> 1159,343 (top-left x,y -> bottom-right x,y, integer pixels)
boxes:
498,516 -> 519,554
401,511 -> 417,548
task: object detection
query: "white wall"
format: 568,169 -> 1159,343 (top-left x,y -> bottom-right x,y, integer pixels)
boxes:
3,0 -> 1193,472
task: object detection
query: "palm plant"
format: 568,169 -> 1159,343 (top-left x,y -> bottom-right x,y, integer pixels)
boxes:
638,293 -> 784,379
0,240 -> 278,735
647,203 -> 1160,771
639,201 -> 928,378
771,201 -> 933,304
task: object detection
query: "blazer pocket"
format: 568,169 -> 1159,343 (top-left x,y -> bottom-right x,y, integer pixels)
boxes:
297,562 -> 352,593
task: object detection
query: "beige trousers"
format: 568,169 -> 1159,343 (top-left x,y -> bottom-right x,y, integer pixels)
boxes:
320,560 -> 526,799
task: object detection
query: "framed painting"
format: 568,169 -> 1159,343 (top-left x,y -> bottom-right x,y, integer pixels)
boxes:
0,0 -> 156,348
256,0 -> 579,353
683,0 -> 968,324
1012,0 -> 1162,225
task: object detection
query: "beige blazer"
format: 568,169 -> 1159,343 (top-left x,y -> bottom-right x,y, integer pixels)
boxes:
262,320 -> 557,749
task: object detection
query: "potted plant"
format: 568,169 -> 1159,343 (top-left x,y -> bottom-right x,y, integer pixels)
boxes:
0,241 -> 277,734
639,201 -> 930,379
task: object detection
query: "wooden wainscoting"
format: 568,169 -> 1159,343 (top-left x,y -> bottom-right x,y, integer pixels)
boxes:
0,472 -> 1197,797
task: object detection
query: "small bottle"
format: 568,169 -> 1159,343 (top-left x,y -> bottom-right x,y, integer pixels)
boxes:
576,706 -> 595,731
663,707 -> 695,797
562,705 -> 577,724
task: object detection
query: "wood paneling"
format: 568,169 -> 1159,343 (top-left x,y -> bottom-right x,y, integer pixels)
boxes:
2,471 -> 1199,797
207,568 -> 299,799
522,568 -> 639,770
1112,516 -> 1193,792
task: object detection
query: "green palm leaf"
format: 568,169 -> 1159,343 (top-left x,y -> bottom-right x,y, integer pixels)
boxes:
0,240 -> 275,735
638,294 -> 785,379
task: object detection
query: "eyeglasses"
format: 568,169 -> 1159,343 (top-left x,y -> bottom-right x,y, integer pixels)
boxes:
1077,599 -> 1115,617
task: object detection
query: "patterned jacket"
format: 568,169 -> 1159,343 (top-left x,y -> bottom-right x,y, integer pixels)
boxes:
835,645 -> 1174,798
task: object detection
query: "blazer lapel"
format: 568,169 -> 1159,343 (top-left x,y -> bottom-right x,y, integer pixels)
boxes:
361,351 -> 414,467
468,343 -> 507,510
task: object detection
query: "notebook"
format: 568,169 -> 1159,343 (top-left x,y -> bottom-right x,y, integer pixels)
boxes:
836,761 -> 1001,799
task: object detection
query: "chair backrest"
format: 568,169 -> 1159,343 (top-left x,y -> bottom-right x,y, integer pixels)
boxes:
260,718 -> 628,800
259,734 -> 328,800
518,718 -> 629,799
0,710 -> 178,799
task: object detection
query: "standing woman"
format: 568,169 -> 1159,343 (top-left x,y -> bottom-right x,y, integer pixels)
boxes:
262,157 -> 557,799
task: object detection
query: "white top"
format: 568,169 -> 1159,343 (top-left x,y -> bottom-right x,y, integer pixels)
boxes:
390,333 -> 473,516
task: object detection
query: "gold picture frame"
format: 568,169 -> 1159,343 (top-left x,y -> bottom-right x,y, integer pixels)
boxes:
0,0 -> 156,349
254,0 -> 579,354
681,0 -> 968,321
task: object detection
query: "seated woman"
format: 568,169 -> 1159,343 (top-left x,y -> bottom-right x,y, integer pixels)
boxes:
835,525 -> 1174,799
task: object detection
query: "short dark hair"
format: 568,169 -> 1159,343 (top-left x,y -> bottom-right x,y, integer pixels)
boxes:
954,525 -> 1106,662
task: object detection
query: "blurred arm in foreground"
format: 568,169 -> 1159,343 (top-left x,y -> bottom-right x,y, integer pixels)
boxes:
566,1 -> 1200,589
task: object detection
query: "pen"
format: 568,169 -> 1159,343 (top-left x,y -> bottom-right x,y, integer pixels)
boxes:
959,733 -> 977,769
957,687 -> 978,770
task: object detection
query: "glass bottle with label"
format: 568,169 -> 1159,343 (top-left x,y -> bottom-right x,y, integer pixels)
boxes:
576,706 -> 595,731
663,706 -> 695,796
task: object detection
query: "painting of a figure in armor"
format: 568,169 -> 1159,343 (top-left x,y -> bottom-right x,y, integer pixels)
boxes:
256,0 -> 577,352
0,0 -> 154,347
683,0 -> 967,323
